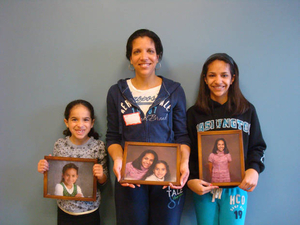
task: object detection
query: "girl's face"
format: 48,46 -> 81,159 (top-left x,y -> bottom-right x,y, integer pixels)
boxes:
217,140 -> 225,152
154,163 -> 167,179
130,36 -> 159,78
62,168 -> 78,187
204,60 -> 235,104
141,153 -> 155,169
64,104 -> 94,145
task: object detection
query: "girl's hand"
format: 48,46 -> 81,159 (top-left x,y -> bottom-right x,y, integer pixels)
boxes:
37,159 -> 49,174
75,193 -> 83,197
187,179 -> 219,195
239,168 -> 259,192
93,164 -> 107,184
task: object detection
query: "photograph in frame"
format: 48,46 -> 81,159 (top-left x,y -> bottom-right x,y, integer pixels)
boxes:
197,130 -> 245,186
44,156 -> 97,201
120,142 -> 181,186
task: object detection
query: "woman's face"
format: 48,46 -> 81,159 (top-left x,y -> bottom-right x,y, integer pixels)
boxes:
141,153 -> 155,169
154,163 -> 167,179
217,140 -> 225,152
130,36 -> 159,78
62,168 -> 78,187
204,60 -> 235,104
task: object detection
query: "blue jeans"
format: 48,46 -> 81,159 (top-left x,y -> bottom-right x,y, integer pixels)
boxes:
115,180 -> 186,225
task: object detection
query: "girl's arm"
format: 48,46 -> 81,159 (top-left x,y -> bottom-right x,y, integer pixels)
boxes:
238,168 -> 259,192
240,106 -> 266,192
94,141 -> 108,185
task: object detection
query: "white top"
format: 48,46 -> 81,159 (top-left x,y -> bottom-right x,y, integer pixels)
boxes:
145,174 -> 165,181
54,183 -> 83,196
127,79 -> 161,116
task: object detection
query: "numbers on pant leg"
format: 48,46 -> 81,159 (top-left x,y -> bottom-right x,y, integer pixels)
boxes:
234,210 -> 243,219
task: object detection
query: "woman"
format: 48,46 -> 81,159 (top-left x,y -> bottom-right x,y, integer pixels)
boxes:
125,150 -> 158,180
106,29 -> 190,225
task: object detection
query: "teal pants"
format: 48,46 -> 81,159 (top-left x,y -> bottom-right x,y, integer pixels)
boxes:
193,187 -> 248,225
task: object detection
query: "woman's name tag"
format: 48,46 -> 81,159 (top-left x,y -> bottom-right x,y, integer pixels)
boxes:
123,112 -> 142,126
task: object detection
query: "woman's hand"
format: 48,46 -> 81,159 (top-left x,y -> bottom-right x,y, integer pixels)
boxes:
93,164 -> 107,184
187,179 -> 219,195
113,157 -> 123,182
37,159 -> 49,174
239,168 -> 259,192
168,161 -> 189,189
168,144 -> 190,189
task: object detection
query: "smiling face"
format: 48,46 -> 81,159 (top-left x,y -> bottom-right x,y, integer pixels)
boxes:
217,139 -> 225,152
130,36 -> 159,78
141,153 -> 155,169
64,104 -> 95,145
62,168 -> 78,188
153,162 -> 167,179
204,60 -> 235,104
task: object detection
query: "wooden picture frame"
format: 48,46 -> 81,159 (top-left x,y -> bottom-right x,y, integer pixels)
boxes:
44,156 -> 97,201
120,142 -> 181,186
197,130 -> 245,186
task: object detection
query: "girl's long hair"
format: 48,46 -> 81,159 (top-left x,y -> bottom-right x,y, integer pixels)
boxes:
212,138 -> 229,154
195,53 -> 250,115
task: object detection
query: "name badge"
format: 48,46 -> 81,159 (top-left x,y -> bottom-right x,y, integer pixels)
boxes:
123,112 -> 142,126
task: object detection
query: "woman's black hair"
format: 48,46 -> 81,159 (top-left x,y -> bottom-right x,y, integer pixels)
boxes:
126,29 -> 163,62
132,149 -> 158,172
60,163 -> 79,183
212,138 -> 229,154
63,99 -> 100,139
195,53 -> 250,115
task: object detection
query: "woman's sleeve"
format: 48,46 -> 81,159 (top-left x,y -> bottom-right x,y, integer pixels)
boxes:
172,86 -> 191,146
106,85 -> 122,148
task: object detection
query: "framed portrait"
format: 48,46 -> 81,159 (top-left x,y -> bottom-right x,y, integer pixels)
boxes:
198,130 -> 245,186
43,156 -> 97,201
120,142 -> 181,186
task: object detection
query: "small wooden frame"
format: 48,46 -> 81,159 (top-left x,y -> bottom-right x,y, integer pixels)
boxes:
198,130 -> 245,186
120,142 -> 181,186
44,156 -> 97,201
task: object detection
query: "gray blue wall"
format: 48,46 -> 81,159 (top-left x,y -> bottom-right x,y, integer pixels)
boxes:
1,1 -> 299,224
